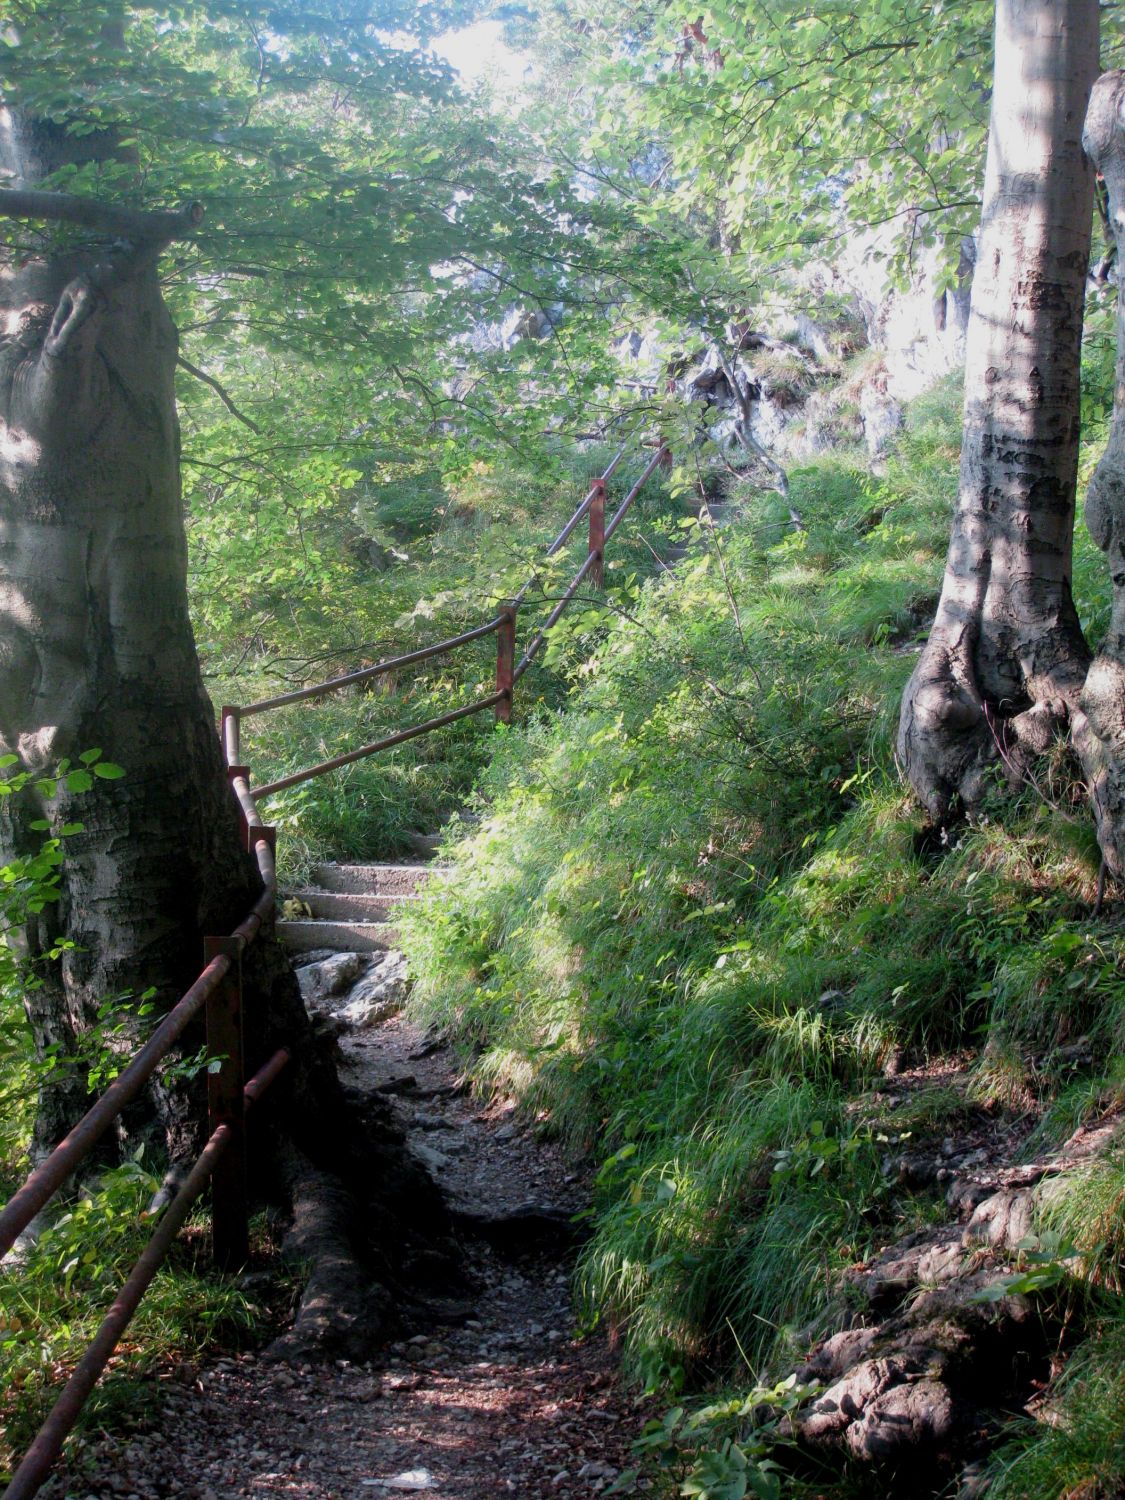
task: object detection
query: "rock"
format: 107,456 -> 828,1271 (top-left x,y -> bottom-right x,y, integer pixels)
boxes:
858,1226 -> 962,1307
361,1470 -> 438,1491
962,1188 -> 1034,1250
845,1377 -> 956,1460
797,1326 -> 880,1383
375,1073 -> 417,1094
800,1356 -> 956,1459
409,1141 -> 451,1173
296,952 -> 366,1005
577,1461 -> 619,1481
340,954 -> 409,1028
859,384 -> 903,458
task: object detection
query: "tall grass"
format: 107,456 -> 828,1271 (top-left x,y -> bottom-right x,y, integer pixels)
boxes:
401,372 -> 1125,1424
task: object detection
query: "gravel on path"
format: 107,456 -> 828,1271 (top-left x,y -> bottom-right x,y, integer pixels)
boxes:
42,972 -> 652,1500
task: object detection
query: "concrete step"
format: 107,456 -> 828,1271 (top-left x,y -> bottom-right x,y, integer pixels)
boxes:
312,862 -> 434,896
286,889 -> 421,922
277,918 -> 401,954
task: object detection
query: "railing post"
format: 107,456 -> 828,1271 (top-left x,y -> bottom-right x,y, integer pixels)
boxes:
588,478 -> 606,589
226,765 -> 251,846
249,825 -> 278,927
495,604 -> 517,724
203,936 -> 248,1270
220,706 -> 241,766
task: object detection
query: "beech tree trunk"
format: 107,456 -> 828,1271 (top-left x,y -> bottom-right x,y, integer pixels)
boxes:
898,0 -> 1099,822
0,106 -> 329,1168
1078,72 -> 1125,875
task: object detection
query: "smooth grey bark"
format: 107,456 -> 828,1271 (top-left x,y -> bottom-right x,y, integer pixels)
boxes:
898,0 -> 1099,823
1079,73 -> 1125,875
0,107 -> 328,1168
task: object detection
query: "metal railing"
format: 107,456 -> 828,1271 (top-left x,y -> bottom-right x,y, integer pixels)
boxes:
0,435 -> 671,1498
221,441 -> 671,796
1,792 -> 287,1499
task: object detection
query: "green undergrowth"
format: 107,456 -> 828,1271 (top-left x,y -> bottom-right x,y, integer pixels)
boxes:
0,1166 -> 281,1484
985,1302 -> 1125,1499
0,778 -> 280,1484
400,374 -> 1125,1487
198,442 -> 681,871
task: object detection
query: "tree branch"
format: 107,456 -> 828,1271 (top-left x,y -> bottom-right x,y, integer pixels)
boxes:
176,356 -> 261,433
0,189 -> 203,246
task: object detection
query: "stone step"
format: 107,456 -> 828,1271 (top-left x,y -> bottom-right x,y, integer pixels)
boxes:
312,862 -> 434,896
277,918 -> 401,954
286,889 -> 421,922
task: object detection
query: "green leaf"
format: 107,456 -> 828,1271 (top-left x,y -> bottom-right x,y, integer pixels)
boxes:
93,762 -> 126,780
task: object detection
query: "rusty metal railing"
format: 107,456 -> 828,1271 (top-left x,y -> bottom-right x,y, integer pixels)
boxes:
1,777 -> 288,1497
223,440 -> 671,800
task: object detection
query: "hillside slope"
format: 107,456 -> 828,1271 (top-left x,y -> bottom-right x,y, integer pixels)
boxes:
401,377 -> 1125,1497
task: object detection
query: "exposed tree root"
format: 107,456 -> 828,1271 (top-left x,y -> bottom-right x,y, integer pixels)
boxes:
790,1115 -> 1123,1477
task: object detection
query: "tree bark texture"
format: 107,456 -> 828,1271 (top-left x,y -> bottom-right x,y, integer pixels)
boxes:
1079,73 -> 1125,875
0,107 -> 327,1166
898,0 -> 1099,822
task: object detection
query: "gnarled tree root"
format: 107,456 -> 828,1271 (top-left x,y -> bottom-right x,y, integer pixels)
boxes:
790,1115 -> 1123,1475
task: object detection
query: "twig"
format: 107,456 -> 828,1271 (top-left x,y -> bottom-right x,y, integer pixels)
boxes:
1094,856 -> 1108,916
176,356 -> 261,433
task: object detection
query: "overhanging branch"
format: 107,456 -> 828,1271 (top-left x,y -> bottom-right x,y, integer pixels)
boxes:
0,188 -> 204,245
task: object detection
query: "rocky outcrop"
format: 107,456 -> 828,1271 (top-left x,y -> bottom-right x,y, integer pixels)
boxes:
612,228 -> 973,475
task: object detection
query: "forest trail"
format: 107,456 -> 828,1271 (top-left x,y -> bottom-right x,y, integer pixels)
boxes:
44,864 -> 650,1500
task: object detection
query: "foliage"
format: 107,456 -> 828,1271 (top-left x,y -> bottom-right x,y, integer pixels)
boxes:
573,0 -> 995,281
223,441 -> 681,867
402,382 -> 958,1379
619,1375 -> 817,1500
400,368 -> 1125,1493
985,1303 -> 1125,1499
0,758 -> 84,1182
0,1161 -> 271,1480
0,765 -> 267,1481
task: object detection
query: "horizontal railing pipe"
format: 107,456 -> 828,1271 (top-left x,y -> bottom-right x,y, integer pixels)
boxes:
221,707 -> 241,766
511,447 -> 668,684
510,440 -> 632,610
229,772 -> 263,840
238,618 -> 506,718
543,439 -> 629,560
4,1047 -> 290,1500
253,692 -> 505,798
512,548 -> 603,682
243,1046 -> 291,1106
602,446 -> 669,545
0,958 -> 231,1260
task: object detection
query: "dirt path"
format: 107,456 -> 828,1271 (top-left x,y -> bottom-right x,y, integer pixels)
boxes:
45,981 -> 651,1500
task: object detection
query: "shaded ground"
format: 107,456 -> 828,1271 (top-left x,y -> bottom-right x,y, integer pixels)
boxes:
44,977 -> 651,1500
